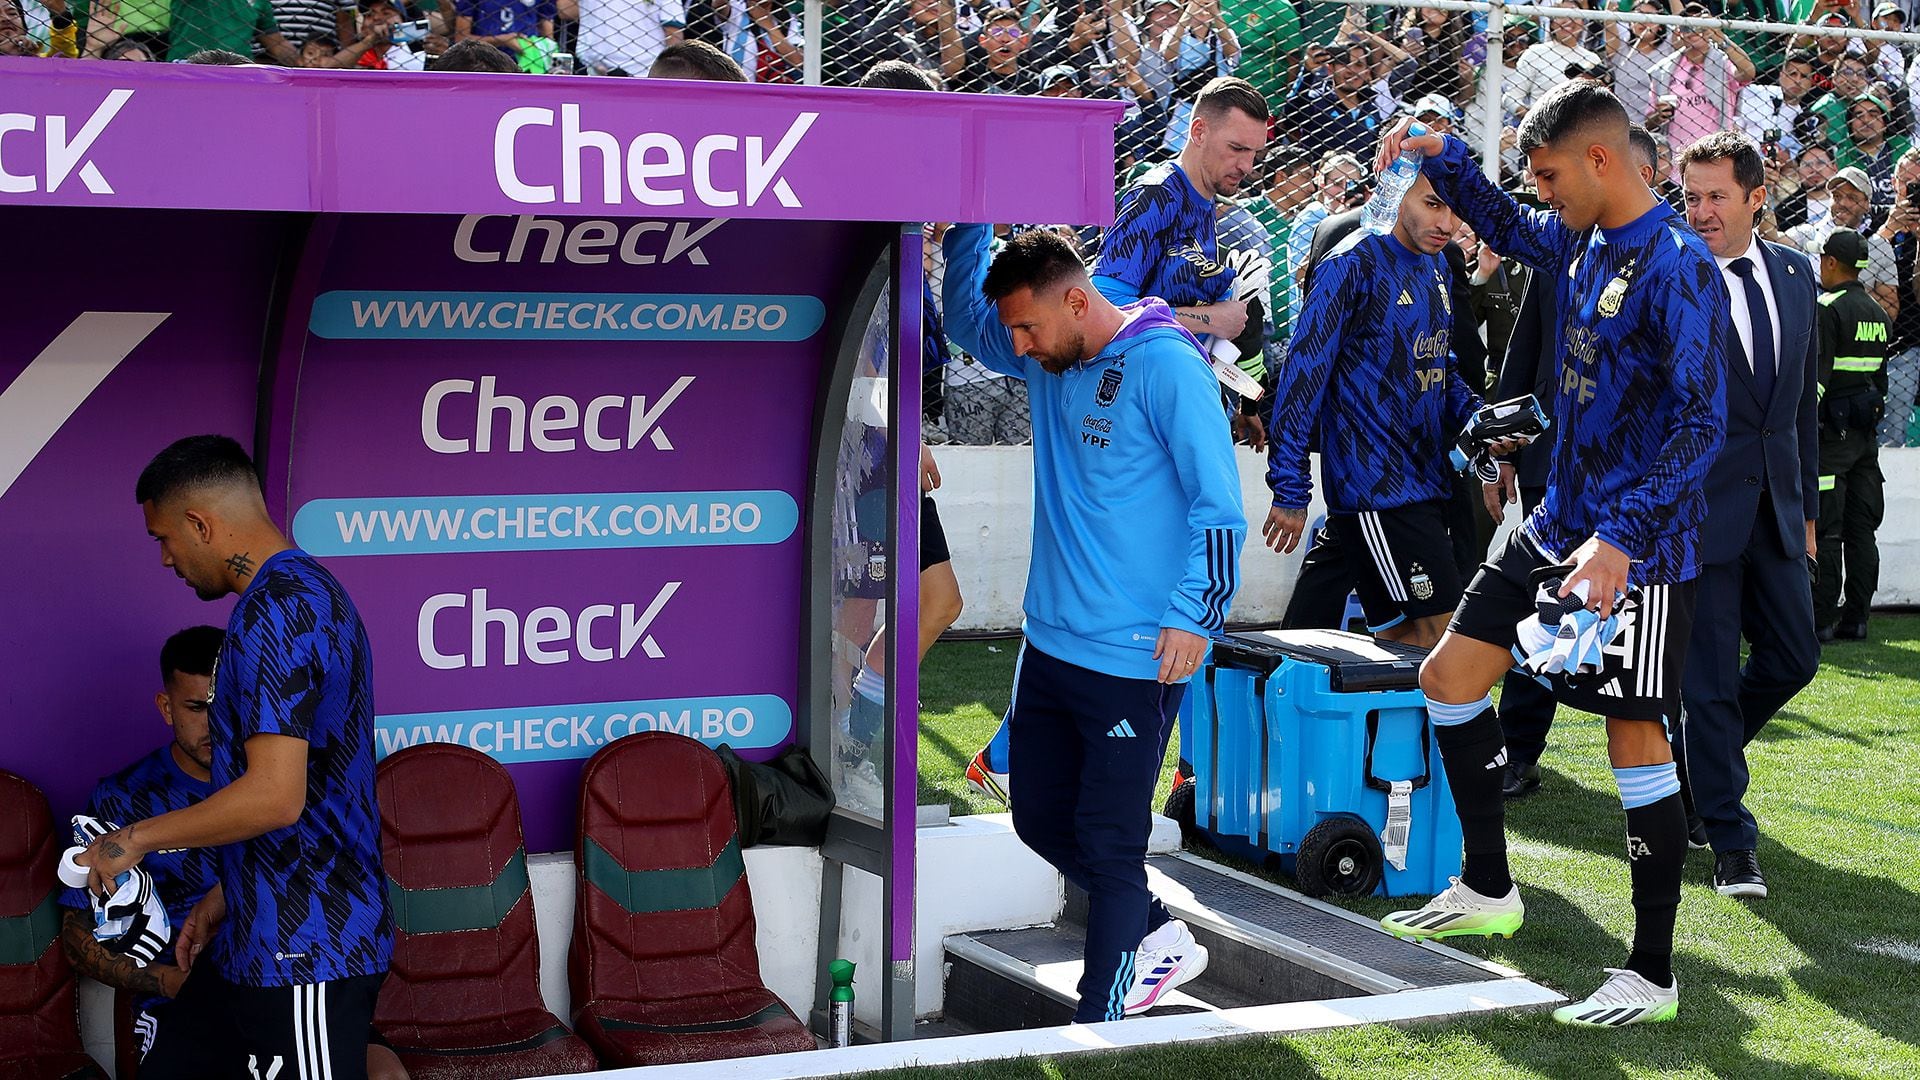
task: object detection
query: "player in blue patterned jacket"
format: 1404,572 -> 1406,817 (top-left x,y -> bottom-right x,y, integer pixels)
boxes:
80,435 -> 394,1079
1367,81 -> 1729,1029
1263,170 -> 1482,648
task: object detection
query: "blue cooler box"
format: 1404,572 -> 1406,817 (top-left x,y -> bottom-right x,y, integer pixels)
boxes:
1186,629 -> 1462,898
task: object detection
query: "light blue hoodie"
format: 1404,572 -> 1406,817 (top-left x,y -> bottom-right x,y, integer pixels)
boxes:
943,223 -> 1246,681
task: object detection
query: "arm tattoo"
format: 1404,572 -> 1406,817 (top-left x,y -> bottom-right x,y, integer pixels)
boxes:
61,909 -> 167,997
101,838 -> 127,860
225,551 -> 256,578
1177,310 -> 1212,326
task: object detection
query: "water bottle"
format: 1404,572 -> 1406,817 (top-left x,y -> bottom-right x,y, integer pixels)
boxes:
1361,122 -> 1430,236
828,959 -> 856,1047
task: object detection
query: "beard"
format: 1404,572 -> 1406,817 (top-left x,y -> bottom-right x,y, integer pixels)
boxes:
175,735 -> 213,773
1032,330 -> 1087,375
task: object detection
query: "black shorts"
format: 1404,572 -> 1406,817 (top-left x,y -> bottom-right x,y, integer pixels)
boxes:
920,494 -> 952,572
1325,502 -> 1464,631
138,966 -> 385,1080
844,495 -> 952,598
1449,529 -> 1697,725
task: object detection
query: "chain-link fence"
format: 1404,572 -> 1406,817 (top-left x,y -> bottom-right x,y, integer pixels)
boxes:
5,0 -> 1918,440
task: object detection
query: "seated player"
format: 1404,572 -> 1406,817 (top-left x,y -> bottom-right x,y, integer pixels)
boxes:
58,626 -> 407,1078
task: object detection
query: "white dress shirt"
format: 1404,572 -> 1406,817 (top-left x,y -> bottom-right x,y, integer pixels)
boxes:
1715,239 -> 1784,376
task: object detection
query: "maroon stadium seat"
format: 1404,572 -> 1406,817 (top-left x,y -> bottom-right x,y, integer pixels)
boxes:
570,732 -> 816,1066
373,744 -> 598,1079
0,770 -> 107,1080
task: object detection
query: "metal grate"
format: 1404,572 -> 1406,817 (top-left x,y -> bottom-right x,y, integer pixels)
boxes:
1148,854 -> 1489,988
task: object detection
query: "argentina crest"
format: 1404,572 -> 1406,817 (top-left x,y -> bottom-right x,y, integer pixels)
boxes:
1408,563 -> 1434,601
1096,364 -> 1124,407
1597,258 -> 1635,318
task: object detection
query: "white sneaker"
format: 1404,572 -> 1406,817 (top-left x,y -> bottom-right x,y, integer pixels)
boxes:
1122,920 -> 1209,1015
1381,877 -> 1525,940
1553,967 -> 1680,1026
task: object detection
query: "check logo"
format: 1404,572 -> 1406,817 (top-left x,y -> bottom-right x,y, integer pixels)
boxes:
0,312 -> 168,502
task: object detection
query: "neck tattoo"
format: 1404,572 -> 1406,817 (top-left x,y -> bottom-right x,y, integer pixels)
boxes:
226,551 -> 256,579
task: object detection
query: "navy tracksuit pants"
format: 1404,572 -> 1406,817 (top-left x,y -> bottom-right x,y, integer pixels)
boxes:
1007,642 -> 1180,1023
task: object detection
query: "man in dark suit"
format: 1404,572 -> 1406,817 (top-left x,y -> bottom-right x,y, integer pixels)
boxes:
1675,130 -> 1821,900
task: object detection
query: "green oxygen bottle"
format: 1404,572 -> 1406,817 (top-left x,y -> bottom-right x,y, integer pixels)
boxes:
828,959 -> 856,1047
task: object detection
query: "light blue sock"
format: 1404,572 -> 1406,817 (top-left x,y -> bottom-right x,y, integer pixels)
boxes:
1428,694 -> 1493,727
1613,762 -> 1681,809
853,664 -> 885,705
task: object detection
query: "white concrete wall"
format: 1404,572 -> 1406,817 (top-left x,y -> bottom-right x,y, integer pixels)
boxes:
934,445 -> 1325,632
1881,449 -> 1920,605
933,445 -> 1920,631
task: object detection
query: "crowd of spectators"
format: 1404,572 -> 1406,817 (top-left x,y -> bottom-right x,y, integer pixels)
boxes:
4,0 -> 1918,443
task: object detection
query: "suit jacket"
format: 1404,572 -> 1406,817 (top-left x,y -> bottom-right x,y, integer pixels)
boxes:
1698,237 -> 1821,566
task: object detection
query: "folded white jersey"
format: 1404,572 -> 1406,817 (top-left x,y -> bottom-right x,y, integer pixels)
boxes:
64,815 -> 171,968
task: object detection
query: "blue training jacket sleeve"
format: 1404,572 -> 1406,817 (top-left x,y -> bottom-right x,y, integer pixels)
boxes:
1264,250 -> 1357,509
1593,255 -> 1728,560
1092,274 -> 1144,303
941,224 -> 1030,380
1420,135 -> 1578,274
1146,341 -> 1247,636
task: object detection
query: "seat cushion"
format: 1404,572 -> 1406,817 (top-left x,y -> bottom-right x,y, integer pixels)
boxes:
575,988 -> 815,1067
388,1007 -> 600,1080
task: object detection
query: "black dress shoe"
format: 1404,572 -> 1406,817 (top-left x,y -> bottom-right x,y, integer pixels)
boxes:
1686,812 -> 1710,850
1836,622 -> 1868,641
1713,849 -> 1768,899
1817,624 -> 1837,644
1502,759 -> 1541,799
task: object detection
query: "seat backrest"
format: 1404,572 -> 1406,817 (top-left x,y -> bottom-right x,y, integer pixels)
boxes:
373,744 -> 547,1039
0,769 -> 86,1057
570,733 -> 764,1011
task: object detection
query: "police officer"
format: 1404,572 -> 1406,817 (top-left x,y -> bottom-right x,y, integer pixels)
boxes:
1814,229 -> 1891,642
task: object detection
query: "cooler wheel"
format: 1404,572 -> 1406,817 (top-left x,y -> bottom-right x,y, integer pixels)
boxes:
1295,816 -> 1384,898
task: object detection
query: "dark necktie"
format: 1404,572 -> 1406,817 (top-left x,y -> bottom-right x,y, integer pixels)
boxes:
1730,256 -> 1776,403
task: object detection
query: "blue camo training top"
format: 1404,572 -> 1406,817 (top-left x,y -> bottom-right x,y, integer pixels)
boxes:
207,550 -> 392,987
1265,229 -> 1481,513
1421,135 -> 1728,585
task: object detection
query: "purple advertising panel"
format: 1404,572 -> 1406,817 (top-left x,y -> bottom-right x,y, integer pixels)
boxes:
0,208 -> 284,819
276,211 -> 890,852
0,61 -> 1124,227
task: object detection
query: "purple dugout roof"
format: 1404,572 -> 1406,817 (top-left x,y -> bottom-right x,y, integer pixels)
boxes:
0,58 -> 1125,223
